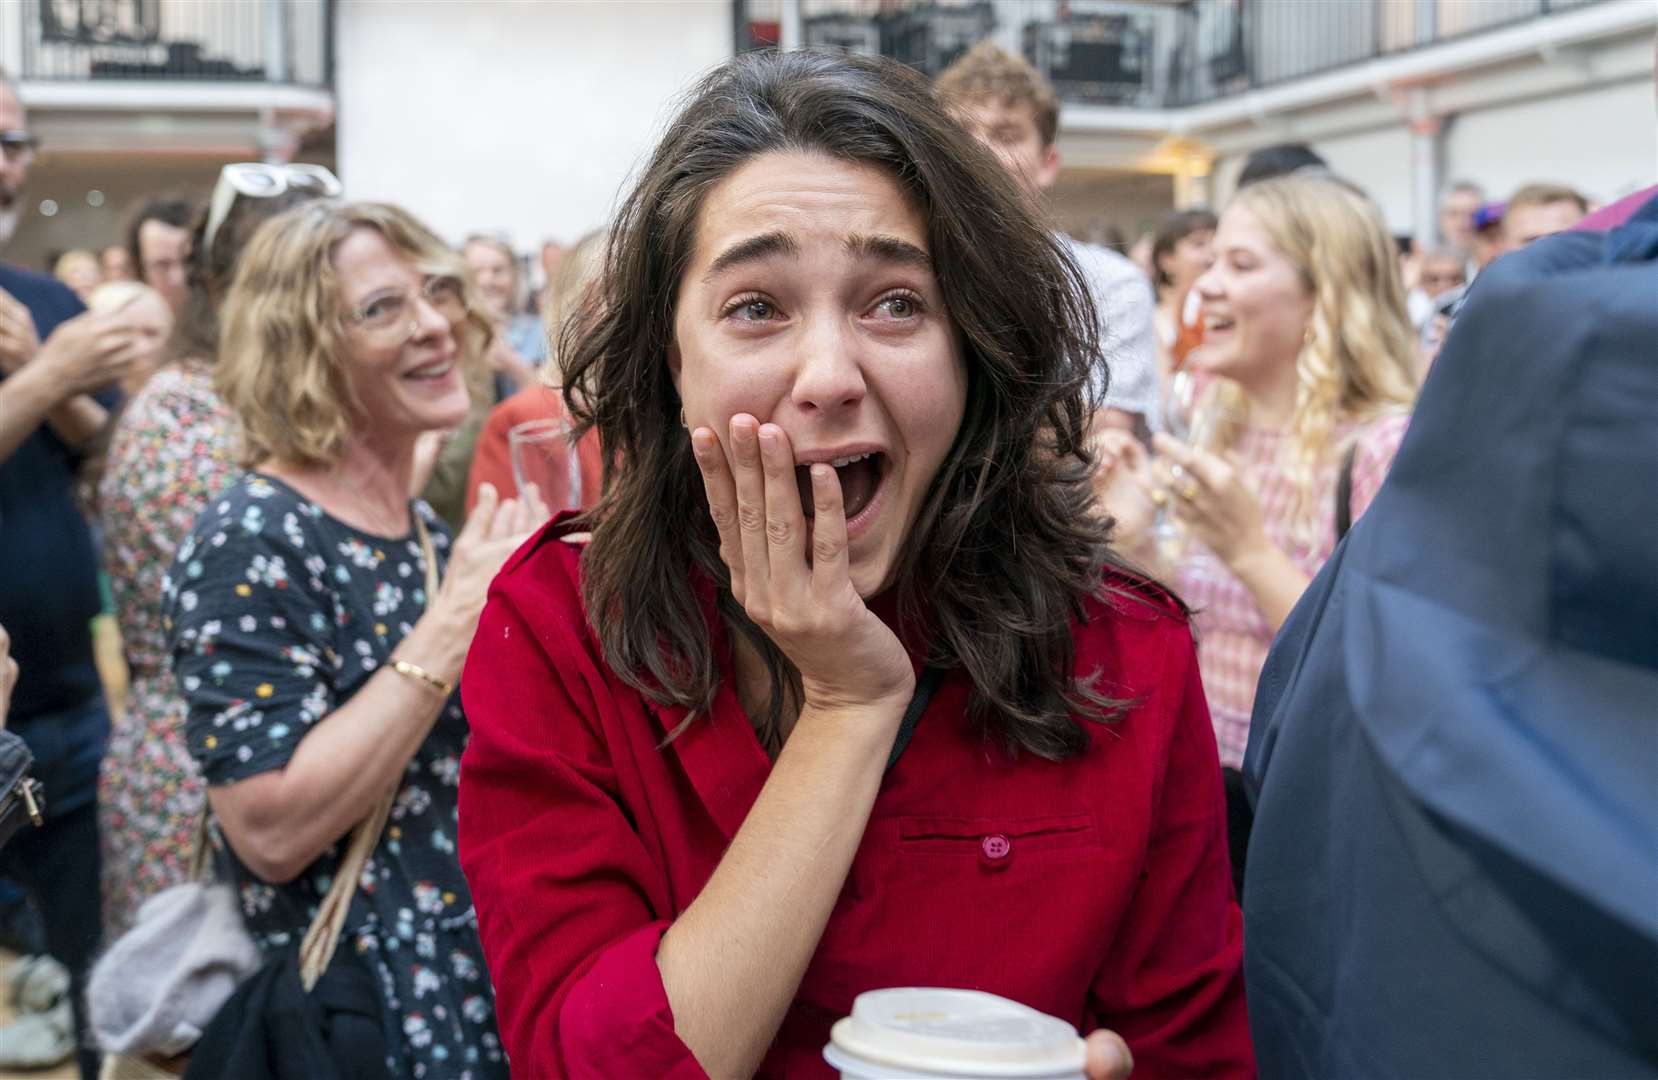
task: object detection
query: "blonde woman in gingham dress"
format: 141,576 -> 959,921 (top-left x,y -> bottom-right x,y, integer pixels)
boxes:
1115,175 -> 1419,889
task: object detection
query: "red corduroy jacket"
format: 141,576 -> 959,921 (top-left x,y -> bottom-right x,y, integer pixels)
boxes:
458,525 -> 1254,1079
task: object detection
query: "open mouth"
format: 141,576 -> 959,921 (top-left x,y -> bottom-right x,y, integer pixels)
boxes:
403,358 -> 456,382
793,451 -> 886,521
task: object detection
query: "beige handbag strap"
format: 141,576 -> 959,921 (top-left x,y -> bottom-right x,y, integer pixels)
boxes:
295,509 -> 442,992
297,785 -> 397,991
187,809 -> 215,883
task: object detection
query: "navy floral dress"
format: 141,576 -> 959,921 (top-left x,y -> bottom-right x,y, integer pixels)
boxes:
164,473 -> 508,1080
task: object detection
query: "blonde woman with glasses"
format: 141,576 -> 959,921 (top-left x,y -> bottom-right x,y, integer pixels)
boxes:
163,201 -> 543,1076
1123,175 -> 1418,888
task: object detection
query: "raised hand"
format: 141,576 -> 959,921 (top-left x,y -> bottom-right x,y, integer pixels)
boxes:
692,414 -> 914,715
0,289 -> 41,374
1089,427 -> 1159,562
425,482 -> 550,680
1151,432 -> 1270,569
33,310 -> 145,398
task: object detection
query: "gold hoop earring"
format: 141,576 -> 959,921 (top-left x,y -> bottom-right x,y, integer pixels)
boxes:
680,407 -> 688,429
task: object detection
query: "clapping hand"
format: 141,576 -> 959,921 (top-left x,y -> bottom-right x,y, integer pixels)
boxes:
34,310 -> 146,398
434,481 -> 550,635
0,289 -> 41,375
1149,433 -> 1269,568
1,290 -> 148,397
1088,428 -> 1159,563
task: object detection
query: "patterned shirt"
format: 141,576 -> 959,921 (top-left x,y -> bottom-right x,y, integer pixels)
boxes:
1177,413 -> 1410,768
165,474 -> 508,1080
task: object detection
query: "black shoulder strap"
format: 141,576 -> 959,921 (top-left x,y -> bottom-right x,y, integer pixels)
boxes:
886,666 -> 946,773
1334,441 -> 1359,542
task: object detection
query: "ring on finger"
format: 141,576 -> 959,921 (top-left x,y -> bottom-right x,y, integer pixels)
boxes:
1178,481 -> 1199,502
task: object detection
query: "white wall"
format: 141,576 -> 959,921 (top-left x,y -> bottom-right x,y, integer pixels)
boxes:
1211,126 -> 1431,234
1308,126 -> 1414,231
1444,80 -> 1658,205
1208,78 -> 1655,235
1210,137 -> 1417,234
1050,169 -> 1176,241
335,0 -> 732,252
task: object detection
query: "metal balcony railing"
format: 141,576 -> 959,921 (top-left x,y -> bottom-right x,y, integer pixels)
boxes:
736,0 -> 1609,107
19,0 -> 332,88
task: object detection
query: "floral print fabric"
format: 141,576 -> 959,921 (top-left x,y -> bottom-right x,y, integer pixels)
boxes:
165,474 -> 507,1079
96,364 -> 239,934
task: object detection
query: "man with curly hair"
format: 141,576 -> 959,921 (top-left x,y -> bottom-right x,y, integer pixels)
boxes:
936,41 -> 1159,436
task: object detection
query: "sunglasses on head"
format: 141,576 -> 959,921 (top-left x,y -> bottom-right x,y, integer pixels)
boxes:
202,162 -> 343,261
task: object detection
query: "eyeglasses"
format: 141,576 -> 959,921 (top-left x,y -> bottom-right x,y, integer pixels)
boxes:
202,162 -> 342,261
347,274 -> 469,345
0,131 -> 39,167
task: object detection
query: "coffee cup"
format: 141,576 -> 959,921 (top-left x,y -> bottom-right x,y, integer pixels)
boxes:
822,987 -> 1087,1079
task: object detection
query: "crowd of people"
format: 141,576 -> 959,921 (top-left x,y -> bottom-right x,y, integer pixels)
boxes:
0,37 -> 1651,1080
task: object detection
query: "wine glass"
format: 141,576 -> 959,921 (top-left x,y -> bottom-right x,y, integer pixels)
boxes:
1153,370 -> 1204,559
508,418 -> 583,513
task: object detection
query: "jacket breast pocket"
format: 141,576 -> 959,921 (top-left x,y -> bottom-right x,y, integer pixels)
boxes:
811,811 -> 1119,1009
896,812 -> 1100,862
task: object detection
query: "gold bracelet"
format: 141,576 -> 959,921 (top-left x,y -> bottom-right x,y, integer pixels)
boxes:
391,658 -> 454,698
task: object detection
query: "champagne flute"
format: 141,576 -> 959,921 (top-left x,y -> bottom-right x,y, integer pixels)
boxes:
509,418 -> 583,513
1153,370 -> 1204,560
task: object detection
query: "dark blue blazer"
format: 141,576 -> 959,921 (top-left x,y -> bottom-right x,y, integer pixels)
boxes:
1242,197 -> 1658,1079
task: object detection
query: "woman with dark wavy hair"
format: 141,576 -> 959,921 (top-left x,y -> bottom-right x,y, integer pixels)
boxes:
458,49 -> 1251,1080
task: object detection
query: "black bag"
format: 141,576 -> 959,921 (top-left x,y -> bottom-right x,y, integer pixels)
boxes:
0,728 -> 45,852
182,949 -> 389,1080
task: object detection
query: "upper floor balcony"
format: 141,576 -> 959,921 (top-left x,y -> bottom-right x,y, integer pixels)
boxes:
737,0 -> 1614,109
11,0 -> 331,87
4,0 -> 335,159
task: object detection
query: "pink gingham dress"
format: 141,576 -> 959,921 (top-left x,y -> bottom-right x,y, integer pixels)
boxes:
1176,413 -> 1410,768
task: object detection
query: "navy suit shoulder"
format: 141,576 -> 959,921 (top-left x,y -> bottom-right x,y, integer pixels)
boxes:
1241,214 -> 1658,1077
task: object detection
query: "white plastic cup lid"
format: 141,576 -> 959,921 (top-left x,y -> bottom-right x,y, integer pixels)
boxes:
823,987 -> 1088,1079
